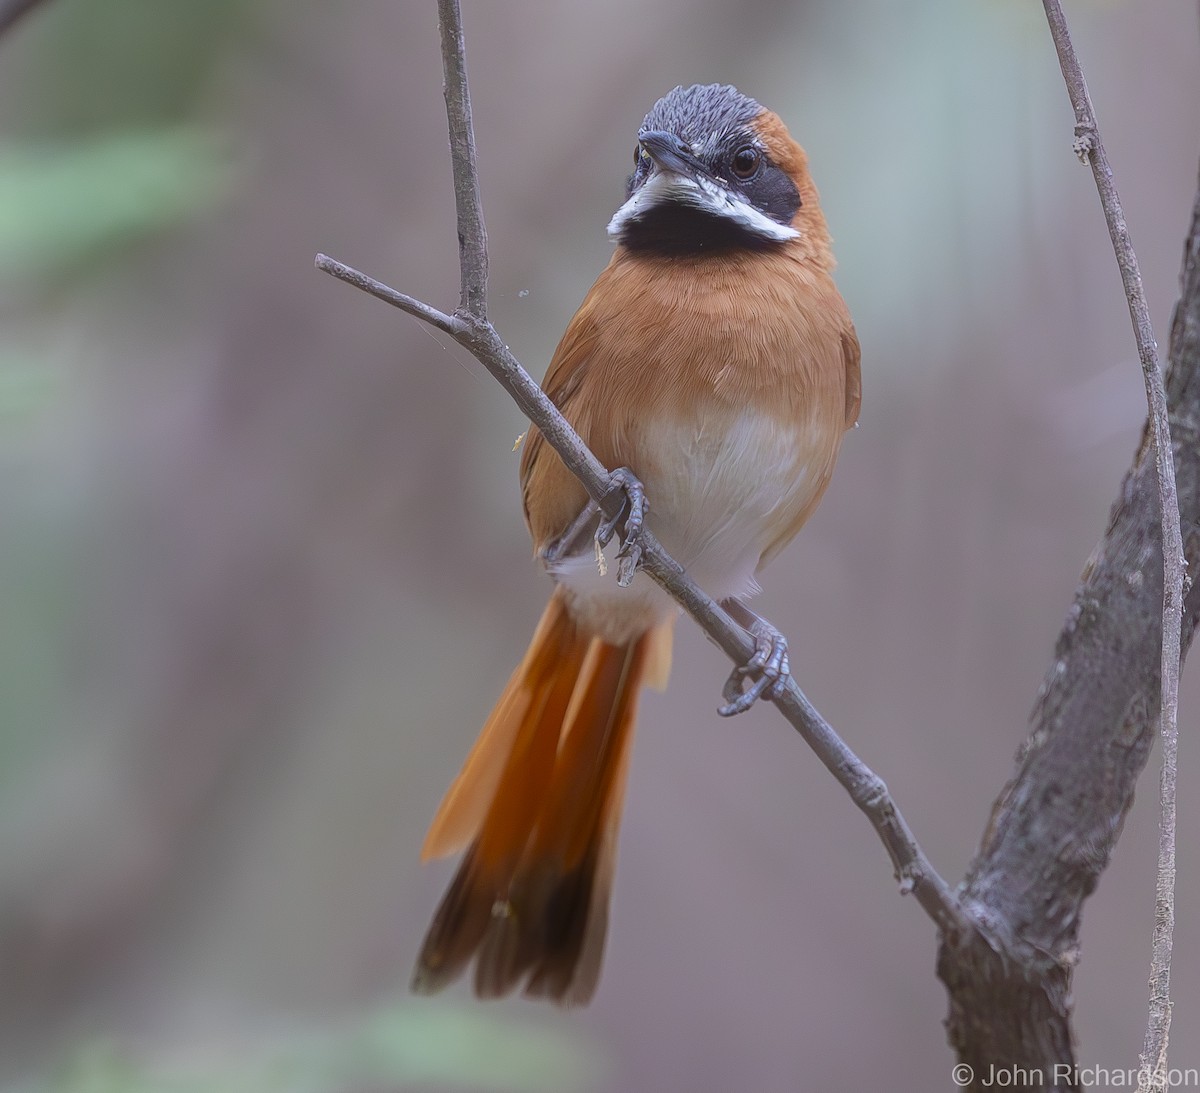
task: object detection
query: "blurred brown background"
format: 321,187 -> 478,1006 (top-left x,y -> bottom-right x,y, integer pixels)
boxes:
0,1 -> 1198,1090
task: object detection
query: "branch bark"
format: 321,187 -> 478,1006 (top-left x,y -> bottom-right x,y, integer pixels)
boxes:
937,173 -> 1200,1092
1040,5 -> 1186,1087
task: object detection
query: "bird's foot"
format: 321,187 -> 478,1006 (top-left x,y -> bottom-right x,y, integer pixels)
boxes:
541,500 -> 600,567
718,606 -> 790,717
596,467 -> 647,587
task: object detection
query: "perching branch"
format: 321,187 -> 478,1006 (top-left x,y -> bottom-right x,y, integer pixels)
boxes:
316,246 -> 966,938
1042,3 -> 1186,1087
316,3 -> 968,941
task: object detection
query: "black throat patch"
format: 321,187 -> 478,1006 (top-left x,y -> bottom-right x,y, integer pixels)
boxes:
614,84 -> 801,258
618,204 -> 781,256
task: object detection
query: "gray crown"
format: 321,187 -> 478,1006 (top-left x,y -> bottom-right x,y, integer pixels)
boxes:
640,84 -> 762,149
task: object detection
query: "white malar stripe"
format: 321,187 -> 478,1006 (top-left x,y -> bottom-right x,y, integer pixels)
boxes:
607,170 -> 800,244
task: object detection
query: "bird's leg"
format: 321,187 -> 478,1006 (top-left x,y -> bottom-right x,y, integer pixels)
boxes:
540,499 -> 600,566
718,598 -> 791,717
596,467 -> 647,588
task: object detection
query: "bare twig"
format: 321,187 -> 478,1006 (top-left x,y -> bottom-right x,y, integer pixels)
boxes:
1041,4 -> 1186,1086
314,257 -> 460,336
316,1 -> 969,941
436,0 -> 488,320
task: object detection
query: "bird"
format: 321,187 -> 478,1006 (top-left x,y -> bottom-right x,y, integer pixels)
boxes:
411,83 -> 861,1006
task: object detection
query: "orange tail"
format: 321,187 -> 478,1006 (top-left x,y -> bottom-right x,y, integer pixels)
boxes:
412,588 -> 672,1006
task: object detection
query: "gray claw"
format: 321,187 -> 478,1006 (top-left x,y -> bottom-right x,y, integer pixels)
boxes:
718,618 -> 790,717
596,468 -> 647,577
616,544 -> 642,588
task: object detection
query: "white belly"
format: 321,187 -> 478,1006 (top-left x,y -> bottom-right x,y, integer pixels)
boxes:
549,408 -> 836,644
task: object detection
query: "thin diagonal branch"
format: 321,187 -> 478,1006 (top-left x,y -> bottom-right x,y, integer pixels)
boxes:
1042,4 -> 1185,1086
314,255 -> 459,336
316,3 -> 969,941
316,253 -> 968,937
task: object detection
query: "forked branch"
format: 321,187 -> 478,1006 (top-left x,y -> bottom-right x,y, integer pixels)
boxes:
1042,3 -> 1186,1086
314,0 -> 967,940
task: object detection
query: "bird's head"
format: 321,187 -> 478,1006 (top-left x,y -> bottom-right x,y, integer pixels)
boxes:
607,83 -> 829,262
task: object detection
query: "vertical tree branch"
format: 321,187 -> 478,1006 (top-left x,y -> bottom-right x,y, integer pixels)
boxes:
1040,5 -> 1185,1087
436,0 -> 489,321
937,176 -> 1200,1091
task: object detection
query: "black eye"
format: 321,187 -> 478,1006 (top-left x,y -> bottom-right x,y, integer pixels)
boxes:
730,146 -> 760,180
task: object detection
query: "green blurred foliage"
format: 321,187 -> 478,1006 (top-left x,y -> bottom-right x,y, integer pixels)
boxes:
0,0 -> 249,292
0,510 -> 77,796
0,0 -> 240,806
0,130 -> 235,284
7,0 -> 249,136
0,0 -> 243,784
0,349 -> 57,420
23,1003 -> 603,1093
